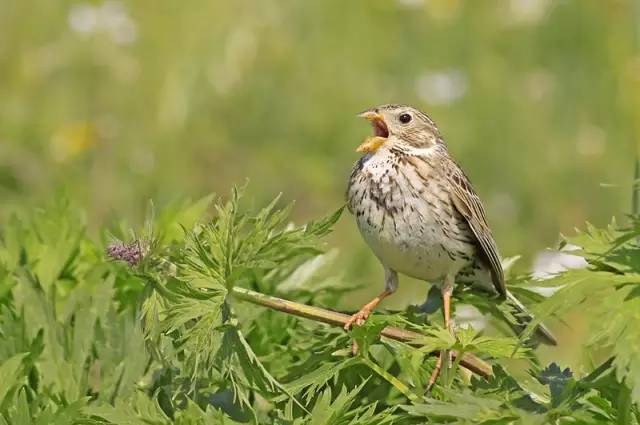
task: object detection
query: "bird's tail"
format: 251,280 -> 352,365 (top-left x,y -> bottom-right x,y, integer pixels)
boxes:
505,290 -> 557,346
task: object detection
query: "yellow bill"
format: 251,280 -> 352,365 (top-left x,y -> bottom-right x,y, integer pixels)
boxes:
356,136 -> 387,153
356,110 -> 389,153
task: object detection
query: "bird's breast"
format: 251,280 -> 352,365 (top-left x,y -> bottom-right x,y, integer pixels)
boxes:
347,151 -> 476,282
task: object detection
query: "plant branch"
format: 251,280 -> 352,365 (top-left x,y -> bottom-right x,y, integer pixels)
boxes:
230,286 -> 493,378
106,238 -> 493,378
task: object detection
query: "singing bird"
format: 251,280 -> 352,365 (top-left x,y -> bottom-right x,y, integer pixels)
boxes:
345,104 -> 556,387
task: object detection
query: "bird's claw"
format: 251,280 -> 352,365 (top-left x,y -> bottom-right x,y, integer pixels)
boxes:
344,308 -> 373,355
344,309 -> 371,331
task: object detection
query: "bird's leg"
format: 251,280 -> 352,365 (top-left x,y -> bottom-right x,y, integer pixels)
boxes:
427,277 -> 455,392
442,281 -> 455,367
442,279 -> 454,334
345,268 -> 398,354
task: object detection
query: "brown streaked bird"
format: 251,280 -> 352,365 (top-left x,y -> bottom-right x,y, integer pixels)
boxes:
345,104 -> 556,388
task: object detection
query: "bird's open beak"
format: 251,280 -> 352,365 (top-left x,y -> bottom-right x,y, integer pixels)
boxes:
356,111 -> 389,153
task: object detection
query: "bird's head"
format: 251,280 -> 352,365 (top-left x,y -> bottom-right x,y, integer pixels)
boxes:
356,104 -> 442,153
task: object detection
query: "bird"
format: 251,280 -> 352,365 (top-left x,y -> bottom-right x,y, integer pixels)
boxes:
344,104 -> 557,388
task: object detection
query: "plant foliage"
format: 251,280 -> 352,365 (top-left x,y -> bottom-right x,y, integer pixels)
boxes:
0,191 -> 638,424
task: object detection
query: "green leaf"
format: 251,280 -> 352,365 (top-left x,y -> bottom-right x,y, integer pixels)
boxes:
401,390 -> 510,421
154,194 -> 215,244
360,356 -> 419,402
538,363 -> 574,407
84,404 -> 152,425
9,388 -> 32,425
283,357 -> 359,396
307,383 -> 368,425
33,398 -> 90,425
349,315 -> 399,355
222,326 -> 307,414
0,353 -> 27,407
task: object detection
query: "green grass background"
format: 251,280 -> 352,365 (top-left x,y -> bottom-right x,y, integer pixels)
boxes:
1,0 -> 637,329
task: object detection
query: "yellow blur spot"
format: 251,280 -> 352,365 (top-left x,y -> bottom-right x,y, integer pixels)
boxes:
50,122 -> 96,162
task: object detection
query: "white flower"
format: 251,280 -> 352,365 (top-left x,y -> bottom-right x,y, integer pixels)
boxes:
509,0 -> 551,25
68,1 -> 137,45
416,69 -> 468,106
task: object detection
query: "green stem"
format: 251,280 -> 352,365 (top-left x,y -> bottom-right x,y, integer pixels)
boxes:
447,349 -> 465,388
617,384 -> 632,425
633,0 -> 640,217
230,286 -> 493,378
360,356 -> 420,402
633,159 -> 640,216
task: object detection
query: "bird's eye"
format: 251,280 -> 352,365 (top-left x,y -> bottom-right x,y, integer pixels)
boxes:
399,113 -> 412,124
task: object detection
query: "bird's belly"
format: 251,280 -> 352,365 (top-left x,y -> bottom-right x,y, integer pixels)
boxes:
355,204 -> 472,282
347,151 -> 476,283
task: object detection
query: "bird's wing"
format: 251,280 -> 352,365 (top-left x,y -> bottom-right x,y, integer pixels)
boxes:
445,161 -> 506,297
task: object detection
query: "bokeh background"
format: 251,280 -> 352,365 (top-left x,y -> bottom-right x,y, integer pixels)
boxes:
1,0 -> 639,366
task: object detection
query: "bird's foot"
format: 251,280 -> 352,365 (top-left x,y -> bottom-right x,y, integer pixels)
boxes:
343,307 -> 372,331
344,307 -> 374,355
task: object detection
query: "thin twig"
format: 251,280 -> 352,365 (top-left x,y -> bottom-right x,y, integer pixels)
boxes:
231,286 -> 493,378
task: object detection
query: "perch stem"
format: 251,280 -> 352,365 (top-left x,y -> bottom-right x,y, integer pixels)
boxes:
230,286 -> 493,378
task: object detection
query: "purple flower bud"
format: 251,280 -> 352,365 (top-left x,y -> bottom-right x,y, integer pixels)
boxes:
106,240 -> 146,266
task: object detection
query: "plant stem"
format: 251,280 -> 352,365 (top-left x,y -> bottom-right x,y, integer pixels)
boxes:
360,356 -> 420,402
230,286 -> 493,378
632,0 -> 640,216
617,384 -> 632,425
633,159 -> 640,216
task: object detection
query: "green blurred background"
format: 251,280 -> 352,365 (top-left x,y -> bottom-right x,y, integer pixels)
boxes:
1,0 -> 638,341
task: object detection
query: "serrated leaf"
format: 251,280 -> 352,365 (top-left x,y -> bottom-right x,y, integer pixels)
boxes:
538,363 -> 574,407
10,389 -> 32,425
0,353 -> 27,407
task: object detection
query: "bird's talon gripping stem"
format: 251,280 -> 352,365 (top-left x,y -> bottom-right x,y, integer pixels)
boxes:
345,309 -> 371,355
344,289 -> 394,354
344,308 -> 371,331
343,289 -> 392,332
